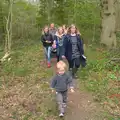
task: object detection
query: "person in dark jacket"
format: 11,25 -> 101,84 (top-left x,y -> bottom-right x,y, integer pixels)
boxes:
41,26 -> 54,68
62,24 -> 86,79
51,61 -> 74,117
53,27 -> 65,62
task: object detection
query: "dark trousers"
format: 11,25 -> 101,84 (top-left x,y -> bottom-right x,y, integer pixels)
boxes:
68,57 -> 80,77
56,46 -> 63,62
56,91 -> 67,113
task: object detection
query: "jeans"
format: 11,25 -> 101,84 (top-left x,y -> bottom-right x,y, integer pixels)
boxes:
44,46 -> 51,63
56,91 -> 67,113
56,46 -> 63,62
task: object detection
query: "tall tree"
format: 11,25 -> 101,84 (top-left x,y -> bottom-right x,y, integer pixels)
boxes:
115,0 -> 120,31
53,0 -> 65,25
0,1 -> 5,40
100,0 -> 116,47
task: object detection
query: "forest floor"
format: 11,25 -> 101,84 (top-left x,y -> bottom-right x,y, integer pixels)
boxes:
65,84 -> 103,120
0,43 -> 120,120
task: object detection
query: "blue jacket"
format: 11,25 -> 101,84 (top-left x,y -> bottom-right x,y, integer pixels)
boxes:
63,34 -> 84,61
54,35 -> 65,48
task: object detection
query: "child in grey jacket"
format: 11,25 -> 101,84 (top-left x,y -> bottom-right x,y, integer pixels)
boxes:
51,61 -> 74,117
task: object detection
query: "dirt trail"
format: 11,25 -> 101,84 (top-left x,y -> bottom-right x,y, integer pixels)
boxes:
65,89 -> 100,120
64,79 -> 103,120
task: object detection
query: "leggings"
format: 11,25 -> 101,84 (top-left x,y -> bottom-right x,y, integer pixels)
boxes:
68,57 -> 80,76
68,57 -> 80,69
56,46 -> 63,62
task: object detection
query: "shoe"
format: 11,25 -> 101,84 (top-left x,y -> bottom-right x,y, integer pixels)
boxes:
47,62 -> 51,68
59,113 -> 64,117
63,103 -> 67,108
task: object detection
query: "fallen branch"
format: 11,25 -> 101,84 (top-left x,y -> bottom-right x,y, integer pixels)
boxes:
109,111 -> 120,117
110,58 -> 120,61
0,52 -> 10,62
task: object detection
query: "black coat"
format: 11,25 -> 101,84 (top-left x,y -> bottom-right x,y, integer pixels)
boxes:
63,34 -> 84,60
41,33 -> 53,47
63,34 -> 86,67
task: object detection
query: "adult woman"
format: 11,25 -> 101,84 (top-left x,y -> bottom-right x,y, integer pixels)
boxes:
62,24 -> 85,78
41,26 -> 53,68
54,27 -> 65,62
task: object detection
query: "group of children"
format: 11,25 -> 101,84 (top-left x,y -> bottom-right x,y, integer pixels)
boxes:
41,23 -> 86,117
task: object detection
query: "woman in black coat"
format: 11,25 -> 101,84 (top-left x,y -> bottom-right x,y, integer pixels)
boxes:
62,24 -> 86,78
41,26 -> 54,68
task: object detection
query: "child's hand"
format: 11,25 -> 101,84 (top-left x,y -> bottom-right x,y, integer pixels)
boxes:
70,88 -> 74,93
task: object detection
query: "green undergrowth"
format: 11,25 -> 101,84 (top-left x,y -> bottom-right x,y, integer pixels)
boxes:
78,46 -> 120,119
0,42 -> 120,119
0,43 -> 60,120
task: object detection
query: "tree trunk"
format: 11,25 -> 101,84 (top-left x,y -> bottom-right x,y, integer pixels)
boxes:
101,0 -> 116,48
115,0 -> 120,31
0,1 -> 5,40
46,0 -> 54,23
73,0 -> 77,23
1,0 -> 13,62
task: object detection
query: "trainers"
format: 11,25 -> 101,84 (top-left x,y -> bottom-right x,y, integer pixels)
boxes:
63,103 -> 67,108
59,113 -> 64,117
47,62 -> 51,68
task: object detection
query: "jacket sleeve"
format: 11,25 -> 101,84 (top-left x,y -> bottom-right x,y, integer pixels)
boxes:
54,35 -> 57,42
41,35 -> 45,43
50,34 -> 54,44
79,35 -> 84,55
51,76 -> 57,88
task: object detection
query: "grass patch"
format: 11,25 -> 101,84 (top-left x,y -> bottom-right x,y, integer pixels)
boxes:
0,43 -> 60,120
0,42 -> 120,119
78,47 -> 120,119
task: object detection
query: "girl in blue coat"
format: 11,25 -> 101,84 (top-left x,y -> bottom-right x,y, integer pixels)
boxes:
53,27 -> 65,62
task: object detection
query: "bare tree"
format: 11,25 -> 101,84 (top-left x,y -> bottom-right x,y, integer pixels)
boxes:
1,0 -> 13,62
100,0 -> 116,48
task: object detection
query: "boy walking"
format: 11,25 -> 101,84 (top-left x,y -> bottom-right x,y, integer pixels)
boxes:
51,61 -> 74,117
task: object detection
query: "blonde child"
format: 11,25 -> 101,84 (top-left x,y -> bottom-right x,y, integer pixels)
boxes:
51,61 -> 74,117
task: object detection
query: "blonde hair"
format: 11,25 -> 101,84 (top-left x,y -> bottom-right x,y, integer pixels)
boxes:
56,27 -> 64,36
67,24 -> 80,35
42,25 -> 49,35
56,61 -> 67,72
